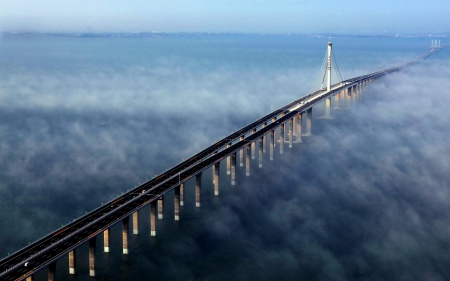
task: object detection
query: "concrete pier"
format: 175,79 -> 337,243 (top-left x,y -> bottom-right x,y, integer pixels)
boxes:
158,196 -> 164,219
319,97 -> 334,119
150,201 -> 156,236
122,217 -> 129,255
103,228 -> 110,252
357,85 -> 360,101
358,84 -> 363,101
26,276 -> 34,281
293,117 -> 297,138
289,118 -> 293,148
295,113 -> 302,143
262,122 -> 267,153
132,211 -> 139,235
280,123 -> 284,154
251,129 -> 256,159
195,173 -> 202,207
48,261 -> 56,281
347,87 -> 352,107
214,162 -> 219,195
239,148 -> 243,167
69,249 -> 76,275
246,144 -> 251,176
270,130 -> 274,160
89,237 -> 96,276
174,185 -> 180,221
325,97 -> 332,118
239,136 -> 244,166
359,84 -> 362,99
231,152 -> 236,185
259,137 -> 263,168
304,108 -> 312,136
180,183 -> 185,206
226,143 -> 231,175
334,91 -> 340,109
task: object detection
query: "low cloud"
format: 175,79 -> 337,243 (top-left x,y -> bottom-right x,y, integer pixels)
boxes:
1,40 -> 449,281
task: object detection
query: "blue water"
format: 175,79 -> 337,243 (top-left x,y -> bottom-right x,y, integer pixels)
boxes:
0,33 -> 449,281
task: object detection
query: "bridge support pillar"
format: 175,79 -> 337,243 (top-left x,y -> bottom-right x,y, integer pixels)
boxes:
89,237 -> 96,276
259,137 -> 263,168
251,129 -> 256,159
231,152 -> 236,185
196,173 -> 202,207
352,86 -> 357,104
150,201 -> 156,236
262,123 -> 267,153
346,87 -> 351,107
122,217 -> 129,254
158,196 -> 164,219
246,144 -> 251,176
180,183 -> 185,206
358,84 -> 363,101
239,148 -> 244,167
270,130 -> 274,160
214,162 -> 220,195
289,118 -> 293,148
48,261 -> 56,281
226,143 -> 231,175
280,123 -> 284,154
133,211 -> 139,235
295,113 -> 302,143
69,249 -> 76,274
358,84 -> 361,101
103,228 -> 110,252
360,83 -> 364,101
26,276 -> 34,281
174,185 -> 180,221
359,84 -> 362,101
304,108 -> 312,136
293,117 -> 297,138
239,136 -> 244,166
334,92 -> 340,109
319,97 -> 334,119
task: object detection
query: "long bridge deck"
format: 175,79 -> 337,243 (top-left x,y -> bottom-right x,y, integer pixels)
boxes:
0,45 -> 444,281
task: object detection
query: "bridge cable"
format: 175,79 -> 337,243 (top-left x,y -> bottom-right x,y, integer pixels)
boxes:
310,49 -> 328,92
331,49 -> 343,82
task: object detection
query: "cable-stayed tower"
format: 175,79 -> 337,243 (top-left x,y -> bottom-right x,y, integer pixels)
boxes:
311,40 -> 343,92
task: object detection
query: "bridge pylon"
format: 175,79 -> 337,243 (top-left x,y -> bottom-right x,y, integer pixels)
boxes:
318,40 -> 342,119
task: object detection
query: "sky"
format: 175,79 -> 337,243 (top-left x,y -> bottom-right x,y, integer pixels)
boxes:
1,0 -> 450,34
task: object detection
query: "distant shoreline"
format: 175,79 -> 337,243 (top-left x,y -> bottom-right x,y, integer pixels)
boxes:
1,31 -> 449,39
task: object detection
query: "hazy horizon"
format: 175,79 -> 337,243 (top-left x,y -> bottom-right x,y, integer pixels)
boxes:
2,0 -> 450,34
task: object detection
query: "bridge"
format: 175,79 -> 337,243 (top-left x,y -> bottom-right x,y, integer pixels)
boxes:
0,41 -> 444,281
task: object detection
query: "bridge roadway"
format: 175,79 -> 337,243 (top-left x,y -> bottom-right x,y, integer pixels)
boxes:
0,46 -> 444,281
